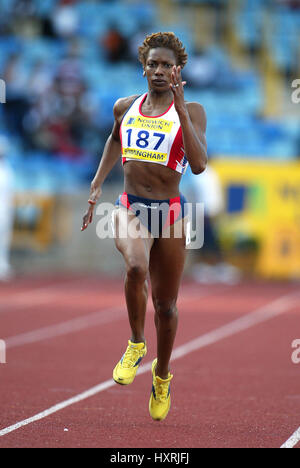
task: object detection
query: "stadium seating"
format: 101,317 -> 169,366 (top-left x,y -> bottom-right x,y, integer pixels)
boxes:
0,0 -> 299,193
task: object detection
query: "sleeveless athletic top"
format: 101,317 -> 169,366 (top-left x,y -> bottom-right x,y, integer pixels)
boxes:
120,93 -> 188,175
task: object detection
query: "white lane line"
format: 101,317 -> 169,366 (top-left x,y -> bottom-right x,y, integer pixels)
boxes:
4,285 -> 226,349
172,291 -> 299,360
0,289 -> 62,310
0,277 -> 96,310
0,290 -> 297,439
0,379 -> 118,437
0,278 -> 223,311
281,427 -> 300,448
4,306 -> 126,349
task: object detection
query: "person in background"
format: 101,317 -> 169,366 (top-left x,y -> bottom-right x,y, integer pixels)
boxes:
191,163 -> 241,284
101,24 -> 129,63
0,135 -> 15,281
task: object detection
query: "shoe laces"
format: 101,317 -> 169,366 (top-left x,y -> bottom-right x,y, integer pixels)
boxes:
122,346 -> 142,368
154,375 -> 173,402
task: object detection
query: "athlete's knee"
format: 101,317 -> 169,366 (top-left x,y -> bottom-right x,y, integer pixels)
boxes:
126,259 -> 148,283
153,298 -> 177,320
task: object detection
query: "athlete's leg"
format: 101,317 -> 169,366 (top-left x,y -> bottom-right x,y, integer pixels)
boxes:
149,218 -> 188,379
114,207 -> 154,343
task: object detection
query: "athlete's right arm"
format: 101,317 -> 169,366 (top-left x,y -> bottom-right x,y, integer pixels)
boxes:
81,95 -> 137,231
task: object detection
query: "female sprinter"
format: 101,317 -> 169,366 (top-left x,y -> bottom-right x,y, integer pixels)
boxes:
81,32 -> 207,421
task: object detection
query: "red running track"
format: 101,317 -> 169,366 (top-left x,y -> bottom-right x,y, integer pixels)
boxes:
0,273 -> 299,448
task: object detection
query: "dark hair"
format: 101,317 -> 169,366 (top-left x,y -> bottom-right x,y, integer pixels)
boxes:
138,32 -> 188,69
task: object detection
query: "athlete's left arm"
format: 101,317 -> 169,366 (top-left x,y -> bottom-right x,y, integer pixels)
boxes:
170,66 -> 208,174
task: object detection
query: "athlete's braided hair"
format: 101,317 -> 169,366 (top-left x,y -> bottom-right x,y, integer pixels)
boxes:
138,32 -> 188,69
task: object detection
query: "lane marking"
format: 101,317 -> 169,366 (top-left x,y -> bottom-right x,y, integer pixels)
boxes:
281,427 -> 300,448
0,279 -> 224,311
0,277 -> 97,311
0,380 -> 118,438
172,291 -> 299,360
3,285 -> 226,349
0,290 -> 298,439
4,306 -> 126,349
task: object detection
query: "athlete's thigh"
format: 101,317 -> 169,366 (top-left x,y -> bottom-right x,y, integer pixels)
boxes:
113,206 -> 154,266
149,218 -> 188,300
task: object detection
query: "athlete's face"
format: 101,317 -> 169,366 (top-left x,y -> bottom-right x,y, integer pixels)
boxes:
144,48 -> 177,92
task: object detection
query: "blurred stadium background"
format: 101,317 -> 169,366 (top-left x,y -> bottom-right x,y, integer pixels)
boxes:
0,0 -> 299,281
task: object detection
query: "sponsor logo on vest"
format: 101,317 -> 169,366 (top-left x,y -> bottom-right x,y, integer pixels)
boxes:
123,147 -> 167,162
124,116 -> 173,132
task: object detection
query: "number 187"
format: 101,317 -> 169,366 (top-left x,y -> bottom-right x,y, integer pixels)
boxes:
126,129 -> 165,150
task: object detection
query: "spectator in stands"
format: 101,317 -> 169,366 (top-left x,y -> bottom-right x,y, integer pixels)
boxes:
276,0 -> 300,8
24,73 -> 85,159
0,136 -> 14,281
23,44 -> 97,160
128,22 -> 152,65
51,0 -> 79,39
28,60 -> 52,98
2,53 -> 29,141
183,48 -> 218,89
101,23 -> 129,63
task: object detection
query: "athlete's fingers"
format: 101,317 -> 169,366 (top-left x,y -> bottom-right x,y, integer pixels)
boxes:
170,80 -> 186,92
170,76 -> 181,90
81,218 -> 88,231
170,82 -> 179,94
170,65 -> 185,92
81,214 -> 89,231
173,65 -> 182,84
81,205 -> 94,231
171,65 -> 179,84
89,209 -> 93,223
171,67 -> 176,87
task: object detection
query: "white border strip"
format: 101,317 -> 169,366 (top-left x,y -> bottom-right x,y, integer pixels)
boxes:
3,286 -> 225,349
0,277 -> 98,311
281,427 -> 300,448
0,290 -> 298,439
5,306 -> 125,349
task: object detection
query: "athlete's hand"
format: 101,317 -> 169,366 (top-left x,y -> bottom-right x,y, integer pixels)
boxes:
170,65 -> 187,115
81,183 -> 102,231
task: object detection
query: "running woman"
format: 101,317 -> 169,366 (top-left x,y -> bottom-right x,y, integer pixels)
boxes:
81,32 -> 207,421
